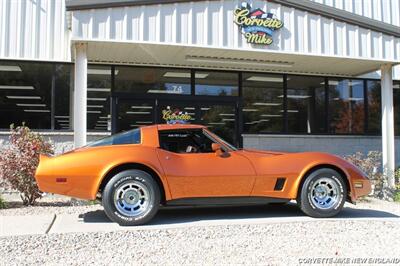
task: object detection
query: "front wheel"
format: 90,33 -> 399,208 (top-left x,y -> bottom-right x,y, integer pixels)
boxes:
298,168 -> 347,218
102,169 -> 160,226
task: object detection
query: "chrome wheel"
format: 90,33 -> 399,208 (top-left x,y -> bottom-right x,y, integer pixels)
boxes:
309,177 -> 341,210
114,180 -> 151,217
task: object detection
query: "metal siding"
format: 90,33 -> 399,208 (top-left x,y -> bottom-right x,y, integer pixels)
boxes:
71,0 -> 399,63
0,0 -> 70,61
310,0 -> 400,27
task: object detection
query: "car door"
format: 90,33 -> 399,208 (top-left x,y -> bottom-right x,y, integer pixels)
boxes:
156,129 -> 256,199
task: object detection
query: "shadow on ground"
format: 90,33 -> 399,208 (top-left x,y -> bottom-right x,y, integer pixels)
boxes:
80,203 -> 399,225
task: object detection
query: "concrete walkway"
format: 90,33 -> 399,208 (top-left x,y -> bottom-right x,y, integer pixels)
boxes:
1,203 -> 399,237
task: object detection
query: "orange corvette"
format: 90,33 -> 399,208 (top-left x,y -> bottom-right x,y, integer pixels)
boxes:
35,124 -> 371,225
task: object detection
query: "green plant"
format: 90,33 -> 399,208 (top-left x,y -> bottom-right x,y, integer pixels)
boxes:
0,194 -> 6,209
0,124 -> 53,205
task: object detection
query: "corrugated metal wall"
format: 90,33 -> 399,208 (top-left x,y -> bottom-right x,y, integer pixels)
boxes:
72,0 -> 400,63
310,0 -> 400,27
0,0 -> 70,61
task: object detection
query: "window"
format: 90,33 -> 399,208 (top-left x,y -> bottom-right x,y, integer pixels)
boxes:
394,81 -> 400,136
87,65 -> 111,131
114,67 -> 191,95
54,64 -> 73,130
158,129 -> 214,153
287,75 -> 326,133
366,80 -> 381,134
242,73 -> 284,133
329,79 -> 365,134
0,62 -> 53,129
195,71 -> 238,96
88,128 -> 141,147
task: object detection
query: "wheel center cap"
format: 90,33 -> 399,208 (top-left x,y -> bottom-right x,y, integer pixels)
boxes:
124,190 -> 140,205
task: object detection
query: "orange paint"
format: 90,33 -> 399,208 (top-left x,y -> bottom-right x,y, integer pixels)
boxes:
35,124 -> 371,203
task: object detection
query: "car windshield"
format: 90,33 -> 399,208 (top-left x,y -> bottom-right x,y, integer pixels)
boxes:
203,129 -> 237,151
87,128 -> 141,147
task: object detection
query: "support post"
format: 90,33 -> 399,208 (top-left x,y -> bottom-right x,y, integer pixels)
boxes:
380,64 -> 395,188
73,43 -> 87,148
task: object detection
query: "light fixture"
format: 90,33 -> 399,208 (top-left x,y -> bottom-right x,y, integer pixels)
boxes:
0,65 -> 22,72
131,106 -> 153,109
16,103 -> 46,107
126,111 -> 151,114
184,107 -> 195,110
222,118 -> 235,121
87,98 -> 107,101
57,120 -> 69,123
201,107 -> 210,111
0,85 -> 34,90
243,108 -> 258,112
87,111 -> 101,114
55,115 -> 69,118
219,113 -> 235,116
253,102 -> 281,106
6,96 -> 41,99
261,114 -> 282,117
278,95 -> 311,99
87,88 -> 111,92
280,110 -> 299,113
208,122 -> 225,125
24,109 -> 50,113
96,121 -> 108,124
393,84 -> 400,89
147,89 -> 181,94
87,68 -> 118,75
163,72 -> 209,79
87,105 -> 104,108
186,55 -> 293,68
246,76 -> 284,82
99,116 -> 110,119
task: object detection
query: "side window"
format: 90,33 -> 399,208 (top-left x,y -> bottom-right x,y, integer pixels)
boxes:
159,129 -> 214,154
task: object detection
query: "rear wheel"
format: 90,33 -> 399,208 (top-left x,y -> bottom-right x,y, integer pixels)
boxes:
102,169 -> 160,226
298,168 -> 347,218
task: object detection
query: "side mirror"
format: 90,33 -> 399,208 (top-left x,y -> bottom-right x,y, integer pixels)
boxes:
211,143 -> 221,152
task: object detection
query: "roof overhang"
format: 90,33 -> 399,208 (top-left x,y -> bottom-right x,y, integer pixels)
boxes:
72,39 -> 398,77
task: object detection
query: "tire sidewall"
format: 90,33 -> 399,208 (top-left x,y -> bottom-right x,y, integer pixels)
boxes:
102,170 -> 160,225
300,169 -> 347,217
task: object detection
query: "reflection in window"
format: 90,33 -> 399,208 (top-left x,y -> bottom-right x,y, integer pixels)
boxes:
87,66 -> 111,131
195,71 -> 238,96
242,73 -> 284,133
329,79 -> 365,134
114,67 -> 191,95
287,75 -> 326,133
394,82 -> 400,136
366,80 -> 381,134
0,62 -> 52,129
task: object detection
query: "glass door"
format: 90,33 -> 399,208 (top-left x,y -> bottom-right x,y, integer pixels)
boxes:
116,99 -> 156,132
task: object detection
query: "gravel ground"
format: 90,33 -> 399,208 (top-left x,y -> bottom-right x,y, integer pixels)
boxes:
1,197 -> 399,265
1,220 -> 399,265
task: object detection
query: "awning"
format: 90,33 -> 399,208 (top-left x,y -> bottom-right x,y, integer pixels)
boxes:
73,39 -> 398,77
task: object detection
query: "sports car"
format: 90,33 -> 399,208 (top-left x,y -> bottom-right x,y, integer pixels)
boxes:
35,124 -> 371,225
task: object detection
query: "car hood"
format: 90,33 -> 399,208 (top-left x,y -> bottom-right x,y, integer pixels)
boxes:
240,148 -> 289,156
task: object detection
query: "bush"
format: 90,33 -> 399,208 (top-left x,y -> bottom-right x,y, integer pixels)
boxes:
0,125 -> 53,205
0,194 -> 6,209
344,151 -> 394,200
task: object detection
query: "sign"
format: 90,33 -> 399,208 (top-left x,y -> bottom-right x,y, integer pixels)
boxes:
234,2 -> 283,45
162,106 -> 192,124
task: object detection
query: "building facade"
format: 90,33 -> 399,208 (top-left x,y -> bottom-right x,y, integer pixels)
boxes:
0,0 -> 399,181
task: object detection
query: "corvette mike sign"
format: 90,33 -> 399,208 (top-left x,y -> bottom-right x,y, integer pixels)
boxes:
234,2 -> 283,45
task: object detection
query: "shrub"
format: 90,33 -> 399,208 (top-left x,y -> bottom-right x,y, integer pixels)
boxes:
344,151 -> 395,200
0,194 -> 6,209
0,125 -> 53,205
